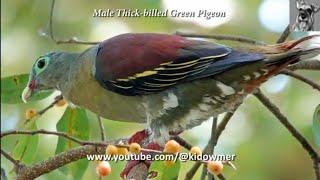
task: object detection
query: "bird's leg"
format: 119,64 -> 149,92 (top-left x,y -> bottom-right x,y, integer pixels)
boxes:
128,129 -> 151,144
121,130 -> 162,178
169,130 -> 184,136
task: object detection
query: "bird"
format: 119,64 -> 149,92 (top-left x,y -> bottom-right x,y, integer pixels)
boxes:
22,33 -> 319,145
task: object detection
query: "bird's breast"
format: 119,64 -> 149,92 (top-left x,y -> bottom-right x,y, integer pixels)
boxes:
61,46 -> 148,123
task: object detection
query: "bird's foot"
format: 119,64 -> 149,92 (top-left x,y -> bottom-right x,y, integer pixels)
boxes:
169,130 -> 183,136
121,130 -> 162,179
128,129 -> 151,145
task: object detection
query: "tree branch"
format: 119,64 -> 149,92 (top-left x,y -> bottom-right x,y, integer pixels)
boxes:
276,24 -> 291,43
216,110 -> 238,140
280,69 -> 320,92
0,149 -> 22,169
185,116 -> 230,180
96,116 -> 106,141
171,136 -> 192,150
48,0 -> 99,45
37,95 -> 63,115
254,89 -> 320,180
1,129 -> 85,145
202,117 -> 218,180
16,145 -> 104,180
176,32 -> 266,45
287,60 -> 320,71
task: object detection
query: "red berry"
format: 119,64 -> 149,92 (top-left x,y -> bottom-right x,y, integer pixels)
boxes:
96,161 -> 111,176
207,161 -> 223,175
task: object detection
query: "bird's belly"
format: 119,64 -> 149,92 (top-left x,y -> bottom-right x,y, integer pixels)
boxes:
143,78 -> 246,133
65,77 -> 147,123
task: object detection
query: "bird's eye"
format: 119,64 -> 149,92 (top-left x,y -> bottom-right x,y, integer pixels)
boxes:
37,59 -> 46,69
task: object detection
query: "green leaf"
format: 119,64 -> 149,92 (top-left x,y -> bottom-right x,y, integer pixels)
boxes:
312,104 -> 320,148
55,107 -> 90,179
149,160 -> 181,180
12,120 -> 39,164
1,74 -> 52,104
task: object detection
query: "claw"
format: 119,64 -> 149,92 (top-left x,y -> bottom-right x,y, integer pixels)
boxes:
121,130 -> 163,178
128,129 -> 150,144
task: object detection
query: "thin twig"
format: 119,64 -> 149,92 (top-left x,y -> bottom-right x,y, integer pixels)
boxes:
1,129 -> 85,145
287,60 -> 320,71
216,110 -> 238,140
277,24 -> 291,43
48,0 -> 56,42
281,69 -> 320,92
185,159 -> 202,180
205,118 -> 218,180
0,149 -> 22,168
217,174 -> 226,180
96,116 -> 106,141
254,89 -> 320,180
176,32 -> 266,45
48,0 -> 99,45
186,118 -> 220,180
171,136 -> 192,150
37,95 -> 63,115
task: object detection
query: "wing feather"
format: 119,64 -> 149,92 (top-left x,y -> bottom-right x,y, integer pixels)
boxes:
94,33 -> 264,96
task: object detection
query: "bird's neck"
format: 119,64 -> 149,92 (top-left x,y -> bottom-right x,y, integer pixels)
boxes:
53,52 -> 80,91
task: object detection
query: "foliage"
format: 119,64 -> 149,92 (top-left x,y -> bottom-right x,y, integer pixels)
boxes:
55,107 -> 90,179
1,74 -> 52,104
149,160 -> 181,180
312,104 -> 320,148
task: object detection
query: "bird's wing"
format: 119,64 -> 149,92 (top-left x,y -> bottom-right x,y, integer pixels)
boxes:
94,33 -> 264,96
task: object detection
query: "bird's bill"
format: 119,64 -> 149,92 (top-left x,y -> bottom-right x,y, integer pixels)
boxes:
22,86 -> 33,103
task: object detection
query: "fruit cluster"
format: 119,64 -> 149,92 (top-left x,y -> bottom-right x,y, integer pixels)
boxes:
96,140 -> 224,177
24,99 -> 67,119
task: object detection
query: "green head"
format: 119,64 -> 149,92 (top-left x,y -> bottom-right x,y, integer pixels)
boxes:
22,52 -> 74,103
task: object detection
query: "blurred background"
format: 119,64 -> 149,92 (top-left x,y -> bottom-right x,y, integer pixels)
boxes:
1,0 -> 320,179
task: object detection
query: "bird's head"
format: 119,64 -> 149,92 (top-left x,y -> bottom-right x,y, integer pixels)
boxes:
22,52 -> 70,103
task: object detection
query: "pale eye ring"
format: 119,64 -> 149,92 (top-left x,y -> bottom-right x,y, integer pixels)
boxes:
37,59 -> 46,69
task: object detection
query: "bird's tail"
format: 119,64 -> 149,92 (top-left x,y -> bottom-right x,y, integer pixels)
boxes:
265,35 -> 320,66
240,35 -> 319,92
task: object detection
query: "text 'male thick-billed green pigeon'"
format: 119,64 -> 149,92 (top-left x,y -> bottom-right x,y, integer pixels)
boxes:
22,33 -> 319,144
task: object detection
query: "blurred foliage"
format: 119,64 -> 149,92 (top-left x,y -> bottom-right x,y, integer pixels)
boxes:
55,107 -> 90,179
313,104 -> 320,148
149,160 -> 181,180
1,0 -> 320,180
12,120 -> 38,165
1,74 -> 52,104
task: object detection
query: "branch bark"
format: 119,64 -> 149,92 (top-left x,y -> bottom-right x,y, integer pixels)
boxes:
287,60 -> 320,71
254,89 -> 320,180
281,69 -> 320,92
97,116 -> 106,141
176,32 -> 266,45
276,24 -> 291,43
0,149 -> 22,169
16,145 -> 104,180
48,0 -> 99,45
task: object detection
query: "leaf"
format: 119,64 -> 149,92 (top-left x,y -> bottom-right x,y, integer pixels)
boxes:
12,120 -> 39,164
1,74 -> 52,104
312,104 -> 320,148
148,160 -> 180,180
55,107 -> 90,179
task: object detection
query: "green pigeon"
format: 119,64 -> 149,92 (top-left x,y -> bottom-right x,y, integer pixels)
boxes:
22,33 -> 319,144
